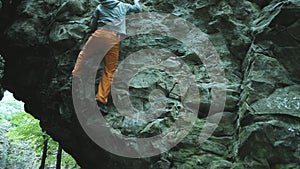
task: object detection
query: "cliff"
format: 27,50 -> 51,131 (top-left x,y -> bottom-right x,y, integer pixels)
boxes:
0,0 -> 299,168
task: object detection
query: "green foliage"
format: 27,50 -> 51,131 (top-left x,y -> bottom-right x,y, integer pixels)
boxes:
7,112 -> 42,145
6,112 -> 79,168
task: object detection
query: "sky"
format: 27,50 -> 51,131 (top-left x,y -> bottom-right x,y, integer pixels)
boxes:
0,91 -> 25,116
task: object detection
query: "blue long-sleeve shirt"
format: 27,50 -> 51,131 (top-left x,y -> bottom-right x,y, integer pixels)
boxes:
90,0 -> 141,35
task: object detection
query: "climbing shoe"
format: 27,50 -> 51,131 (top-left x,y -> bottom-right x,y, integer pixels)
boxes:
96,100 -> 108,115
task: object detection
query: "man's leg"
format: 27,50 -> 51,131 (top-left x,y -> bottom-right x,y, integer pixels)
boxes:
72,30 -> 108,77
96,42 -> 120,104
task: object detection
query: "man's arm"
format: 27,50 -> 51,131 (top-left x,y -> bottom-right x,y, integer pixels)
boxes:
126,0 -> 141,13
90,6 -> 100,32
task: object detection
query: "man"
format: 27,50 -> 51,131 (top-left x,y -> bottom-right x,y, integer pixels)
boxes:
72,0 -> 141,113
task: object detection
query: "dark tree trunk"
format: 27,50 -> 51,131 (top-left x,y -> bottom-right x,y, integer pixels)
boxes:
56,144 -> 63,169
39,134 -> 49,169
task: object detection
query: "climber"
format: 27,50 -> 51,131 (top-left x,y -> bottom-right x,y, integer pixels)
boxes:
72,0 -> 141,113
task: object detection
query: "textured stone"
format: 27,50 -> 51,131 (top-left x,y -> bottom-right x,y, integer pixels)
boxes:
251,85 -> 300,116
236,0 -> 300,168
207,160 -> 232,169
212,112 -> 236,137
49,23 -> 88,50
0,119 -> 9,169
150,158 -> 171,169
242,47 -> 294,104
238,119 -> 300,168
251,0 -> 300,83
0,0 -> 299,168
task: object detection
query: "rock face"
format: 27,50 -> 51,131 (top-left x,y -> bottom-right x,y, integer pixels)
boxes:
237,1 -> 300,168
0,0 -> 299,168
0,119 -> 9,169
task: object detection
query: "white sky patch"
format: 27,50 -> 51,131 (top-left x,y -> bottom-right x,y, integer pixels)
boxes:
0,91 -> 25,116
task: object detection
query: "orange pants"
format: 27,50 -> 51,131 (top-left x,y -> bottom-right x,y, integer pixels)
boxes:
72,29 -> 120,104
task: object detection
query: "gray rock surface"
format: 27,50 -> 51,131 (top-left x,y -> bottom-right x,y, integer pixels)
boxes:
236,0 -> 300,168
0,0 -> 299,168
0,119 -> 9,169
